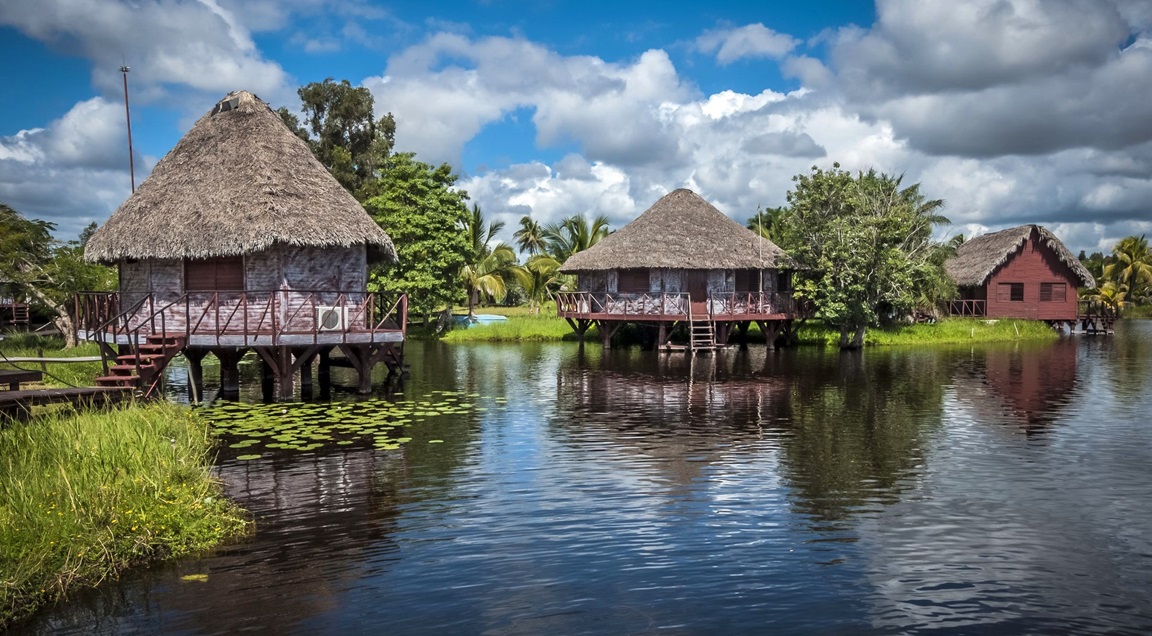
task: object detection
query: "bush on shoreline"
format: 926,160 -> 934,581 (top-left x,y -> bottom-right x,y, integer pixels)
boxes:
0,402 -> 249,629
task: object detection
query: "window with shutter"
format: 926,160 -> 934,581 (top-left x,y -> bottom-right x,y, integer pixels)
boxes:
185,256 -> 245,291
1040,282 -> 1066,302
735,270 -> 759,292
997,282 -> 1024,302
617,269 -> 650,293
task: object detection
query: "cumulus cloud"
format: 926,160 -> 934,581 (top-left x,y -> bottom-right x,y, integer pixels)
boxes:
695,23 -> 800,64
0,0 -> 294,105
827,0 -> 1152,157
0,98 -> 142,239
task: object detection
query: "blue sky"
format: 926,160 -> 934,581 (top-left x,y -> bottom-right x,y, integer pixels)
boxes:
2,1 -> 1150,255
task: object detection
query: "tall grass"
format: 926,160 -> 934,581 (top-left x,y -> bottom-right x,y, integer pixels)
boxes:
793,318 -> 1059,347
0,333 -> 103,388
1123,305 -> 1152,319
0,402 -> 249,629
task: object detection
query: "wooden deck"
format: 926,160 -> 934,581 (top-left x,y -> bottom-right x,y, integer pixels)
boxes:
1,368 -> 132,421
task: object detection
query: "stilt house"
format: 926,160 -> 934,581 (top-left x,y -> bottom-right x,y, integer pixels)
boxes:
557,188 -> 798,350
79,90 -> 406,399
943,224 -> 1095,327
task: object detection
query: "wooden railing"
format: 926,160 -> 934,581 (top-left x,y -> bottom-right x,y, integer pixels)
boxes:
75,290 -> 408,346
946,299 -> 987,317
557,291 -> 796,319
1078,300 -> 1118,320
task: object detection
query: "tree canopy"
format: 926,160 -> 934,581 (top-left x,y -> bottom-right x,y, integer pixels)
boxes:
363,153 -> 470,319
277,78 -> 396,200
1,203 -> 116,345
776,164 -> 948,349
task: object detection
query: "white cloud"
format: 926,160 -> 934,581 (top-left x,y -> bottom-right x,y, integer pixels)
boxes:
695,23 -> 800,65
0,98 -> 141,240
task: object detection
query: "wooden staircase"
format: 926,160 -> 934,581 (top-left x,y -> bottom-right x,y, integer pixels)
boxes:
95,334 -> 186,396
689,319 -> 717,353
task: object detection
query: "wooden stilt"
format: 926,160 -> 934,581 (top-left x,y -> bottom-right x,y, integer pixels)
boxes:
278,347 -> 294,400
259,355 -> 275,402
318,347 -> 332,400
184,348 -> 207,403
215,348 -> 244,400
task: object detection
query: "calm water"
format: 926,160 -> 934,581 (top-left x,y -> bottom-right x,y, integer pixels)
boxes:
17,322 -> 1152,634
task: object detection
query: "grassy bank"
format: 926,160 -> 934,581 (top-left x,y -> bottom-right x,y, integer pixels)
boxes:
1123,305 -> 1152,319
792,317 -> 1059,347
0,402 -> 249,629
0,333 -> 103,388
439,309 -> 1060,347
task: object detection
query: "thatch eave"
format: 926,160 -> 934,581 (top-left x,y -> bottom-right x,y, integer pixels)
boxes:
558,189 -> 798,274
84,90 -> 396,265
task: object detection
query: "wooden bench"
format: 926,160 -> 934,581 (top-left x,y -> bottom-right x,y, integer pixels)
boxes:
0,369 -> 43,391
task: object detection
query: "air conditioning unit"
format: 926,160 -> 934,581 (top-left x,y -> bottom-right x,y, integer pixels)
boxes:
316,306 -> 350,331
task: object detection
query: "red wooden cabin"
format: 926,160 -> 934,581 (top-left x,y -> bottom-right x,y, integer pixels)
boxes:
943,224 -> 1095,325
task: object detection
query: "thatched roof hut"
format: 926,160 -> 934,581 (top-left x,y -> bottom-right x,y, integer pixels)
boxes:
559,189 -> 795,272
945,224 -> 1094,288
85,90 -> 395,264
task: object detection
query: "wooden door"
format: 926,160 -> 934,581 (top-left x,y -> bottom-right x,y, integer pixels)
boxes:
687,271 -> 708,316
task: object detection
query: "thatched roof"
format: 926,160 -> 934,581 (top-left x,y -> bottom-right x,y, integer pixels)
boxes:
85,90 -> 395,264
944,224 -> 1094,288
559,189 -> 796,272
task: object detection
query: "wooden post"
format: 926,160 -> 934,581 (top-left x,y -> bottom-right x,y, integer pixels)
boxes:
318,347 -> 332,399
216,348 -> 243,400
278,346 -> 294,400
259,356 -> 275,402
185,348 -> 207,403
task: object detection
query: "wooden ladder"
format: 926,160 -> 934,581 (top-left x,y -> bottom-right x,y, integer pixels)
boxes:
11,304 -> 29,325
689,319 -> 716,353
95,334 -> 186,397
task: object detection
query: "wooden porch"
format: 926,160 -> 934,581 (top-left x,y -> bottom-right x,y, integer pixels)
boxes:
75,290 -> 407,399
557,291 -> 796,353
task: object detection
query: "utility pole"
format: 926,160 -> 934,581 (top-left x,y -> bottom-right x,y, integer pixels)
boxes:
120,65 -> 136,192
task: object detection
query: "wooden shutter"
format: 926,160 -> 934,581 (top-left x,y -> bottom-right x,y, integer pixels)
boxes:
618,269 -> 649,293
997,282 -> 1024,302
185,256 -> 244,291
1040,282 -> 1066,302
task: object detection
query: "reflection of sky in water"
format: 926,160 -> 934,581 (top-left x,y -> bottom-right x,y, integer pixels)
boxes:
16,324 -> 1152,634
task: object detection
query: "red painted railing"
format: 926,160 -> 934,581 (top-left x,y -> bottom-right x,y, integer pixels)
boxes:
75,290 -> 407,347
557,291 -> 796,319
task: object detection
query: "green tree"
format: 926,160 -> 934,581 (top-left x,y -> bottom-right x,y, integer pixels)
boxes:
513,215 -> 547,256
460,205 -> 518,317
363,153 -> 470,321
1103,235 -> 1152,304
1,204 -> 116,346
277,78 -> 396,200
544,214 -> 611,262
776,164 -> 948,349
746,206 -> 787,242
512,255 -> 562,315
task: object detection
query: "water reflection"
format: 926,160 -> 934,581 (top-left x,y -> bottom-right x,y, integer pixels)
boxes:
15,326 -> 1152,634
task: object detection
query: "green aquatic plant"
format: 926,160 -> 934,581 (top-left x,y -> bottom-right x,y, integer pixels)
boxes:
201,394 -> 505,458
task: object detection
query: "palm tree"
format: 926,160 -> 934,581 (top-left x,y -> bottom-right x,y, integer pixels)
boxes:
746,206 -> 786,242
1104,235 -> 1152,304
513,215 -> 546,256
543,214 -> 611,262
512,255 -> 561,315
460,204 -> 517,317
460,245 -> 517,317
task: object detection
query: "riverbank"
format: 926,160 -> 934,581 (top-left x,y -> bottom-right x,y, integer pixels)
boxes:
0,402 -> 249,629
439,308 -> 1060,346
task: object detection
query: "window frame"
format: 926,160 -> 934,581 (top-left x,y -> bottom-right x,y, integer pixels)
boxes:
997,282 -> 1025,303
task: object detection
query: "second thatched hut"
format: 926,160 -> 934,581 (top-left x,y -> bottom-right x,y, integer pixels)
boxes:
557,188 -> 798,350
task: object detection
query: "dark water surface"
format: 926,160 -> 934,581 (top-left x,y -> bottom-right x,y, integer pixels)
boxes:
18,322 -> 1152,634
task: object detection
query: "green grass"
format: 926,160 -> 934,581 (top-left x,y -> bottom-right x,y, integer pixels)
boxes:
0,334 -> 104,388
0,402 -> 249,629
1123,304 -> 1152,319
792,317 -> 1060,347
441,313 -> 588,342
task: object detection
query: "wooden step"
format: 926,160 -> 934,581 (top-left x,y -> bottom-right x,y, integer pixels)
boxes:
95,375 -> 141,387
109,363 -> 158,374
116,353 -> 166,364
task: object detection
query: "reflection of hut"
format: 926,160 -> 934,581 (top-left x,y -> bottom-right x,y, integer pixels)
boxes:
80,91 -> 406,399
953,340 -> 1079,431
944,225 -> 1094,326
557,189 -> 798,351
